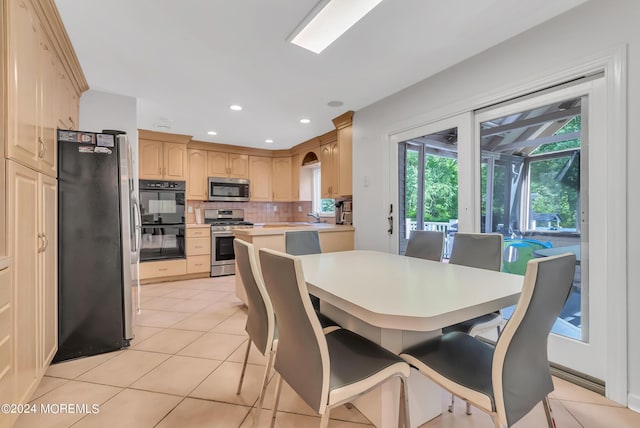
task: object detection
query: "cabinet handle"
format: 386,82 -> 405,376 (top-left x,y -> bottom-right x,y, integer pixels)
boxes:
158,268 -> 168,272
38,138 -> 46,158
68,116 -> 75,130
37,234 -> 44,253
42,233 -> 49,251
158,167 -> 162,175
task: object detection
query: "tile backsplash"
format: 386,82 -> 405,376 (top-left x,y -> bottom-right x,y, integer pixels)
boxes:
186,200 -> 336,224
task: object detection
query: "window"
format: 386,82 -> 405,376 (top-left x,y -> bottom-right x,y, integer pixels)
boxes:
312,167 -> 334,216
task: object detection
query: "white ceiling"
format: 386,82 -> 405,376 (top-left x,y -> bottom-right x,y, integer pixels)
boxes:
54,0 -> 587,149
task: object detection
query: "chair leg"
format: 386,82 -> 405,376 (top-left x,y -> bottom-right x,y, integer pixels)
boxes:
448,393 -> 455,412
542,395 -> 555,428
270,374 -> 284,428
236,340 -> 252,395
492,413 -> 501,428
319,408 -> 331,428
252,349 -> 275,428
466,401 -> 472,415
399,377 -> 411,428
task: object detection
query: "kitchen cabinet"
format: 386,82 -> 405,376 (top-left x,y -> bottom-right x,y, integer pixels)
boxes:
207,151 -> 248,179
6,0 -> 80,177
139,139 -> 188,181
249,156 -> 273,201
6,162 -> 57,403
0,259 -> 14,421
186,227 -> 211,274
272,157 -> 293,201
321,112 -> 353,198
2,0 -> 86,420
139,259 -> 187,281
291,154 -> 301,201
187,149 -> 207,200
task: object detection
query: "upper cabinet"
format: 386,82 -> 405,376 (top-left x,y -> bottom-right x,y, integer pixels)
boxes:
272,157 -> 292,201
321,111 -> 353,198
207,151 -> 248,179
187,149 -> 207,200
138,131 -> 190,181
5,0 -> 86,178
248,156 -> 272,201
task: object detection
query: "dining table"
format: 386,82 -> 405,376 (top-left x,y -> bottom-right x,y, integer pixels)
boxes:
299,250 -> 524,428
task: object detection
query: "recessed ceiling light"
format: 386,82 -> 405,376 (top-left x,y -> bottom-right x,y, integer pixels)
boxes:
207,131 -> 217,136
229,105 -> 243,111
288,0 -> 383,54
265,139 -> 274,144
328,100 -> 344,107
299,118 -> 311,124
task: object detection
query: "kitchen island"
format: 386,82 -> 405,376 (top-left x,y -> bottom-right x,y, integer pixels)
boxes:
233,223 -> 354,304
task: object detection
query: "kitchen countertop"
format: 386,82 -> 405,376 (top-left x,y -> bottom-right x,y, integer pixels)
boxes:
0,256 -> 13,270
233,223 -> 354,236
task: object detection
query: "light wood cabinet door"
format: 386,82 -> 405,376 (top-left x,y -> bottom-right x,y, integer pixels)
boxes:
249,156 -> 272,201
228,154 -> 249,178
187,149 -> 207,200
7,161 -> 39,401
163,143 -> 187,181
139,139 -> 164,180
320,143 -> 334,198
39,35 -> 57,177
39,174 -> 57,368
207,151 -> 228,177
272,157 -> 292,201
7,0 -> 41,171
291,154 -> 300,201
0,264 -> 14,413
337,125 -> 352,196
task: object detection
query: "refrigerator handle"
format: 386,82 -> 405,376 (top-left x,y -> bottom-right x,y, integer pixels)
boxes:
132,194 -> 142,257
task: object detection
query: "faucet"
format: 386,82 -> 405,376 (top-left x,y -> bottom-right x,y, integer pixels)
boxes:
307,212 -> 321,223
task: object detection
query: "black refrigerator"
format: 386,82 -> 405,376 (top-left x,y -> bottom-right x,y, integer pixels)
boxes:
54,129 -> 141,363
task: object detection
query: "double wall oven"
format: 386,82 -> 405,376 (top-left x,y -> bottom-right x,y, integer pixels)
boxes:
205,209 -> 253,276
139,180 -> 186,261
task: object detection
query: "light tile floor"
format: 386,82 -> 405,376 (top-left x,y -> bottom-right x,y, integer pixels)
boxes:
17,276 -> 640,428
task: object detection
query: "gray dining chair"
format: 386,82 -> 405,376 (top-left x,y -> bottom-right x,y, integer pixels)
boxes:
258,248 -> 411,428
401,253 -> 576,428
285,230 -> 322,310
405,230 -> 445,261
233,239 -> 277,428
444,232 -> 504,414
285,230 -> 322,255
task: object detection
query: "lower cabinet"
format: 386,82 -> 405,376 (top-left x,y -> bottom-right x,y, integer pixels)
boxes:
5,160 -> 57,412
139,259 -> 187,280
187,227 -> 211,274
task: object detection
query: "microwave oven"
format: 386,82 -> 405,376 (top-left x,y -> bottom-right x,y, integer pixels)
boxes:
208,177 -> 250,202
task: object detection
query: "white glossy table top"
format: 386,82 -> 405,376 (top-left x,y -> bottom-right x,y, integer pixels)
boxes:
299,250 -> 523,331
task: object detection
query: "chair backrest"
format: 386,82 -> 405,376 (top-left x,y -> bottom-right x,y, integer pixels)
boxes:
233,239 -> 275,355
492,253 -> 576,427
449,233 -> 503,271
258,248 -> 330,414
405,230 -> 444,261
285,230 -> 322,255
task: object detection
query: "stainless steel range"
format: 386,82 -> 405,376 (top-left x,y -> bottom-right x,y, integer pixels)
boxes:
205,209 -> 253,276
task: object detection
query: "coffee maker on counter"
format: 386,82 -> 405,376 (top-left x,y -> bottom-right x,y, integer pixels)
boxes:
335,199 -> 353,225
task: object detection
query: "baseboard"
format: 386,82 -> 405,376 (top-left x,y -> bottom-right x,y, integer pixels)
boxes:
628,393 -> 640,413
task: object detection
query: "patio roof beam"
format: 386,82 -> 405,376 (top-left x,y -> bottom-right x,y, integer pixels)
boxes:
481,107 -> 581,137
495,131 -> 581,153
409,137 -> 458,153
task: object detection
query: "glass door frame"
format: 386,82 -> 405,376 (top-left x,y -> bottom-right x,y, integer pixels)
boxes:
388,112 -> 473,255
474,79 -> 606,380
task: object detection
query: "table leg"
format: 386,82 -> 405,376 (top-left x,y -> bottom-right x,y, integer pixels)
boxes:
321,302 -> 443,428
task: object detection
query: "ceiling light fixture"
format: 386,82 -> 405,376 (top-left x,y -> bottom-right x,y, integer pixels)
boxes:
229,105 -> 243,111
207,131 -> 217,136
299,118 -> 311,124
265,139 -> 274,144
287,0 -> 383,54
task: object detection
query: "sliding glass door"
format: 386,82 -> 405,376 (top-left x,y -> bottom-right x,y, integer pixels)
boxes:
475,79 -> 605,380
